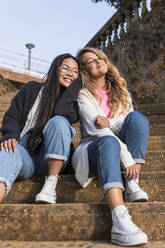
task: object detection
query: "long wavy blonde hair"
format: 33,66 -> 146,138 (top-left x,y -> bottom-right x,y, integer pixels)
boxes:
77,47 -> 131,117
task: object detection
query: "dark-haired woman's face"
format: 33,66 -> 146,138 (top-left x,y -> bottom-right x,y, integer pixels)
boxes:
58,58 -> 79,87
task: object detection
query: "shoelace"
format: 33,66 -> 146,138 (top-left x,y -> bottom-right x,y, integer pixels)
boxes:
43,177 -> 59,195
45,175 -> 61,180
127,180 -> 142,193
115,209 -> 141,234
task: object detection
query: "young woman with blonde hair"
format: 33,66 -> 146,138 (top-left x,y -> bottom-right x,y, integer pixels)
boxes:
72,47 -> 150,246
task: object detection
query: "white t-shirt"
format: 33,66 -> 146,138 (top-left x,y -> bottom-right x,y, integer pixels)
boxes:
20,87 -> 43,139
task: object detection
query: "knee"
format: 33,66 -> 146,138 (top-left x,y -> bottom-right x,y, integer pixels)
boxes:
127,111 -> 150,128
99,136 -> 120,150
43,116 -> 76,139
44,116 -> 70,131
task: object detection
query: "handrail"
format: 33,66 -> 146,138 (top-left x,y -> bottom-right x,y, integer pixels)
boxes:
85,0 -> 161,49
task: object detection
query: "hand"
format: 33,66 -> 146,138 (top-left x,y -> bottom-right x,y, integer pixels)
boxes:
95,115 -> 110,129
125,164 -> 141,180
0,139 -> 18,153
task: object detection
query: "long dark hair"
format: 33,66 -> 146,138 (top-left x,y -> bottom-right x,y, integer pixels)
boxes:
28,53 -> 79,151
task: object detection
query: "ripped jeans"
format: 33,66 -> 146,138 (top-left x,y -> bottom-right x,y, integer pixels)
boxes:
0,116 -> 76,194
87,111 -> 150,192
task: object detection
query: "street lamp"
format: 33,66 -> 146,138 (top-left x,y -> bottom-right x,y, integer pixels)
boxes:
25,43 -> 35,70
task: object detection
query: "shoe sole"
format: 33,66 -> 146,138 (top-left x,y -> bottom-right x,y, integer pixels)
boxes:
111,232 -> 148,246
111,239 -> 148,246
125,193 -> 148,202
35,193 -> 56,204
35,200 -> 54,204
125,196 -> 148,202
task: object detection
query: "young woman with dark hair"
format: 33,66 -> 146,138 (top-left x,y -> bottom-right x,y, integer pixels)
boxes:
0,53 -> 81,204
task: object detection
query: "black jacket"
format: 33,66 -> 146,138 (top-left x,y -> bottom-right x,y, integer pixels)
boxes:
0,76 -> 82,143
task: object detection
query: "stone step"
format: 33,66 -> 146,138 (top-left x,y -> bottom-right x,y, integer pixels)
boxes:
0,99 -> 14,104
0,105 -> 10,112
1,150 -> 165,204
0,101 -> 12,106
148,115 -> 165,124
0,202 -> 164,241
0,99 -> 11,104
150,125 -> 165,136
137,103 -> 165,116
146,115 -> 165,136
3,172 -> 165,204
145,151 -> 165,171
0,240 -> 165,248
148,136 -> 165,151
0,90 -> 17,98
0,98 -> 16,105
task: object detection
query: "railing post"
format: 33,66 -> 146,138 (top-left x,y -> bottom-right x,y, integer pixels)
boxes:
106,28 -> 112,49
133,1 -> 140,22
141,0 -> 148,17
101,34 -> 107,51
112,22 -> 119,43
95,40 -> 101,49
119,16 -> 126,39
125,9 -> 132,32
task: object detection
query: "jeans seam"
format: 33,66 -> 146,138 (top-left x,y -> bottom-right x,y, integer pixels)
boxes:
133,158 -> 145,164
119,111 -> 149,161
98,144 -> 105,184
103,182 -> 124,193
45,154 -> 67,162
10,160 -> 21,184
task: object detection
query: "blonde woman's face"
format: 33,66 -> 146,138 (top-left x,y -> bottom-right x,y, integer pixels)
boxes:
82,52 -> 108,80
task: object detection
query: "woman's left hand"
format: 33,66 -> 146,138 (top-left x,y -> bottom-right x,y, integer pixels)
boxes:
95,115 -> 110,129
125,164 -> 141,180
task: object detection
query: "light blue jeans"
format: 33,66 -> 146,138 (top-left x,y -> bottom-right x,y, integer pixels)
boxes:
0,116 -> 76,195
87,111 -> 150,192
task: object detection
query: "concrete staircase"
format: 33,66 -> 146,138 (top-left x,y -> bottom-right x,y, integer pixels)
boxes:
0,92 -> 165,247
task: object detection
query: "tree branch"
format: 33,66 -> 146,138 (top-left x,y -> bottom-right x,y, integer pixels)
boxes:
91,0 -> 125,9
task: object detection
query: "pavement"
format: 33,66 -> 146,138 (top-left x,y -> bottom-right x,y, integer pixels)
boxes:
0,241 -> 165,248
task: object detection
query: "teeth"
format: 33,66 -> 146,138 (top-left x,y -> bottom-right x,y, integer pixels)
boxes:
64,78 -> 72,83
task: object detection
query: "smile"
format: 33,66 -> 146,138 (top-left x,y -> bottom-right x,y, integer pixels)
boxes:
64,78 -> 72,83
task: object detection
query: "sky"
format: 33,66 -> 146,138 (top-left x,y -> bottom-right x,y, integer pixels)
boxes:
0,0 -> 116,73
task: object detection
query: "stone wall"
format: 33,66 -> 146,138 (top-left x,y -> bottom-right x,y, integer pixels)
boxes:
0,74 -> 17,96
0,69 -> 43,87
107,1 -> 165,104
86,0 -> 165,104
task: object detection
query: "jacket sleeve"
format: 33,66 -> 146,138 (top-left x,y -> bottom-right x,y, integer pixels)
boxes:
0,83 -> 30,143
78,89 -> 135,168
53,76 -> 82,124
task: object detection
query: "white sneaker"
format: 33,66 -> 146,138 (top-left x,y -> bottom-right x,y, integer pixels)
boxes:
35,175 -> 59,204
125,178 -> 148,202
111,205 -> 148,246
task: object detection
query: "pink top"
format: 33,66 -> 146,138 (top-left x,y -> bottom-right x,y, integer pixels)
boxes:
95,89 -> 111,118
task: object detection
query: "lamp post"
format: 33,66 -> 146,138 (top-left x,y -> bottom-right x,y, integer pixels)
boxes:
25,43 -> 35,70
